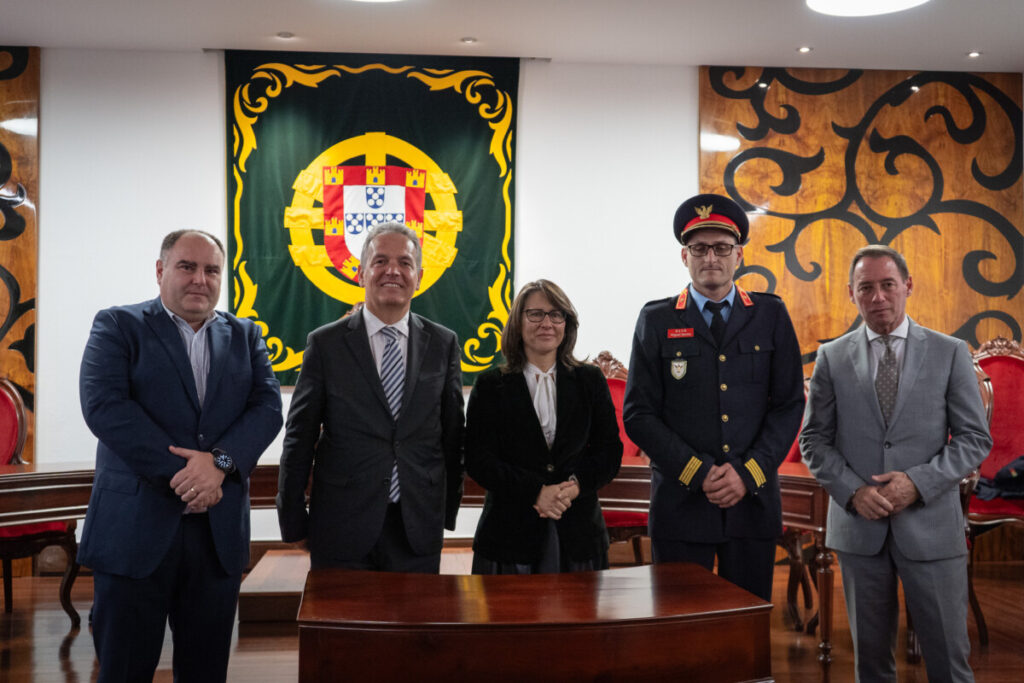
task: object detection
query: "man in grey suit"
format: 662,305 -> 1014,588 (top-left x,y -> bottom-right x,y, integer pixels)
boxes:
800,245 -> 991,682
277,222 -> 464,572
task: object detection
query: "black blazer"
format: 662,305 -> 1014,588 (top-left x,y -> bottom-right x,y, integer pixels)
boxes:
277,310 -> 465,565
466,363 -> 622,564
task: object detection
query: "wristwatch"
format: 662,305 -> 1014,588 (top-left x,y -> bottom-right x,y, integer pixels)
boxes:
211,448 -> 237,475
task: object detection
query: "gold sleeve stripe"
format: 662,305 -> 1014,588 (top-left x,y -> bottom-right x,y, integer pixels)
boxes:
744,459 -> 766,487
679,456 -> 702,486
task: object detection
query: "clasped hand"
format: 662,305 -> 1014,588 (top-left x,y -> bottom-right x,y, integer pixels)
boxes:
534,480 -> 580,520
850,470 -> 920,520
703,463 -> 745,508
168,446 -> 225,513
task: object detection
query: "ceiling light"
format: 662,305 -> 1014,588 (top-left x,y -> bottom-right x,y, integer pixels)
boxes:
967,50 -> 982,58
276,31 -> 295,39
351,0 -> 406,3
460,37 -> 478,44
807,0 -> 930,17
758,82 -> 769,89
797,46 -> 813,54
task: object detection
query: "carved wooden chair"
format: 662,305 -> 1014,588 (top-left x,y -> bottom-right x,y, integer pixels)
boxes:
0,377 -> 81,627
590,351 -> 649,564
962,336 -> 1024,648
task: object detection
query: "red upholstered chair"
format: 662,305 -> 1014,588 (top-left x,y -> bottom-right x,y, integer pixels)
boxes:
591,352 -> 650,564
964,337 -> 1024,648
0,377 -> 81,627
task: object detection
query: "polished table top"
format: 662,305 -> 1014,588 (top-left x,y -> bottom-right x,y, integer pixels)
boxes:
299,562 -> 771,627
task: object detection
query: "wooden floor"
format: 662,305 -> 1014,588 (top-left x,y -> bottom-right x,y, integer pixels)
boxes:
3,554 -> 1023,682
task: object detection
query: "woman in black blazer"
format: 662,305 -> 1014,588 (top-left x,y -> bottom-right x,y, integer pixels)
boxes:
466,279 -> 622,574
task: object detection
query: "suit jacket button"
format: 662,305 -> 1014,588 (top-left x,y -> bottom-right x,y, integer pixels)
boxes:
545,464 -> 555,472
718,354 -> 726,362
721,414 -> 729,422
884,442 -> 892,449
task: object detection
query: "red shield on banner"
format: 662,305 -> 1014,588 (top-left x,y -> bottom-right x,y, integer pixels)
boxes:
322,165 -> 426,274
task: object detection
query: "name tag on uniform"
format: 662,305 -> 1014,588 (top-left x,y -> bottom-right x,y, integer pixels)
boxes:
667,328 -> 694,339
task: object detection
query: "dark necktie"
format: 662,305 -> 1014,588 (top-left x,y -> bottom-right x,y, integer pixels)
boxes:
705,301 -> 727,347
380,326 -> 404,502
875,335 -> 899,426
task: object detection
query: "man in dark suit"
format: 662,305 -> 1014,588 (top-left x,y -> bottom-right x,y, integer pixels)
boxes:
624,194 -> 804,601
801,245 -> 991,682
79,230 -> 283,682
277,221 -> 464,572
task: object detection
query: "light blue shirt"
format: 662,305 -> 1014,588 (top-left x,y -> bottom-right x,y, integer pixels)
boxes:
689,285 -> 737,328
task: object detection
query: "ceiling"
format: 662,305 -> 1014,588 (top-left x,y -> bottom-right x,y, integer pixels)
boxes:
1,0 -> 1022,73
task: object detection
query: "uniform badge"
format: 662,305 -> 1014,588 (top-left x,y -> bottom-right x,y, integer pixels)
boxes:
671,358 -> 687,380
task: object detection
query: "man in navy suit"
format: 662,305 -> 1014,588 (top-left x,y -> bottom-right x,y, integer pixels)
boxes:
278,221 -> 464,572
624,194 -> 804,601
79,230 -> 283,682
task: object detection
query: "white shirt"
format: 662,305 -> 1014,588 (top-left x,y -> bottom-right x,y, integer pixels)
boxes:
363,307 -> 410,375
524,362 -> 557,448
162,303 -> 216,406
866,316 -> 910,380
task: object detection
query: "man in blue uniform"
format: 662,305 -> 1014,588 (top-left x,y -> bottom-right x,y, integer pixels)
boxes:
624,194 -> 804,601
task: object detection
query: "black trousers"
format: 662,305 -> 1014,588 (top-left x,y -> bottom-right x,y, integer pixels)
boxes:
310,502 -> 441,573
651,536 -> 776,602
92,513 -> 241,683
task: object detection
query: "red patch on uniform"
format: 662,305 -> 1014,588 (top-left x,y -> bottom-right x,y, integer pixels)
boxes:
667,328 -> 694,339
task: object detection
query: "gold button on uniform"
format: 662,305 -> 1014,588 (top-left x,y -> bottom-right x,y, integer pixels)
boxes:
721,414 -> 729,422
720,383 -> 727,391
754,344 -> 761,351
676,351 -> 682,357
723,444 -> 731,453
545,464 -> 555,472
718,354 -> 726,362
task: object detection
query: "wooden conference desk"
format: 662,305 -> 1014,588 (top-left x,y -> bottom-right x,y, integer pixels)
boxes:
0,461 -> 834,666
297,562 -> 773,683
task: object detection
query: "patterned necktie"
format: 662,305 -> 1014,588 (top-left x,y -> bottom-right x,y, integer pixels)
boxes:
380,326 -> 404,502
875,335 -> 899,426
705,301 -> 727,347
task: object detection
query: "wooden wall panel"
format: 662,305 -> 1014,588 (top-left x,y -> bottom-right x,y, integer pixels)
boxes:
0,47 -> 39,462
699,66 -> 1022,371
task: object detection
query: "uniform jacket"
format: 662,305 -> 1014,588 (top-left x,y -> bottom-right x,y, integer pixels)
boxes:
78,298 -> 283,578
465,363 -> 622,563
800,320 -> 991,560
276,310 -> 465,564
623,286 -> 804,543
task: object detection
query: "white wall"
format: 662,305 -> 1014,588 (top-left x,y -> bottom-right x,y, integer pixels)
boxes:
34,50 -> 699,469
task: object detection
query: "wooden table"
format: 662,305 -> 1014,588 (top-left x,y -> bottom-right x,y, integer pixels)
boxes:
778,460 -> 834,664
297,562 -> 773,682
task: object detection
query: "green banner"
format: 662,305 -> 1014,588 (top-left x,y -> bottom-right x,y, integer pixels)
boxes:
226,51 -> 518,385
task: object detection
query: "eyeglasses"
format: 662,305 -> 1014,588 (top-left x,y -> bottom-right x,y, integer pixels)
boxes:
685,243 -> 738,258
524,309 -> 567,324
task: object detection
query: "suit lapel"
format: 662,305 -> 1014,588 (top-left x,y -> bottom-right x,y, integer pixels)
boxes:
143,298 -> 201,411
342,311 -> 392,415
849,326 -> 885,429
202,315 -> 231,413
511,370 -> 552,455
889,319 -> 926,427
720,292 -> 750,348
402,314 -> 429,418
550,366 -> 580,461
680,289 -> 715,347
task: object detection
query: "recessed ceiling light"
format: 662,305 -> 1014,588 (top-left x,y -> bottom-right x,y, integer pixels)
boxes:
351,0 -> 406,3
460,37 -> 478,44
276,31 -> 295,39
807,0 -> 930,17
758,82 -> 769,89
797,46 -> 813,54
967,50 -> 982,58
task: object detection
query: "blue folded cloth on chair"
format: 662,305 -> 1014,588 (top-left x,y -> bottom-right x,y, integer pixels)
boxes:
975,455 -> 1024,500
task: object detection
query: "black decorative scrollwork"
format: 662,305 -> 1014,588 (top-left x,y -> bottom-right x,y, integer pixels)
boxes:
711,68 -> 1022,339
0,47 -> 29,81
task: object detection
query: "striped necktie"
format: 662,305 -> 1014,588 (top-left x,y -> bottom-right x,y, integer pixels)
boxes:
380,326 -> 403,502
